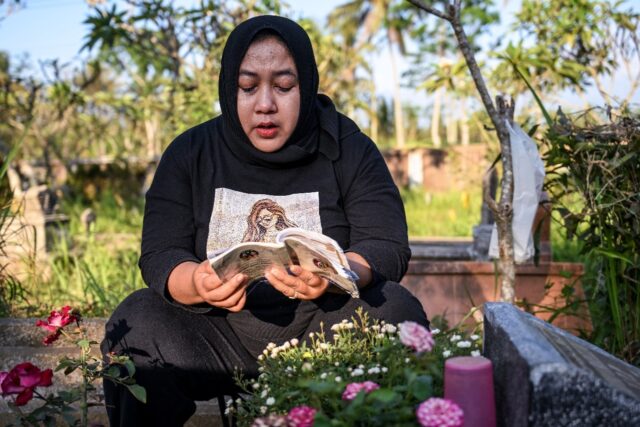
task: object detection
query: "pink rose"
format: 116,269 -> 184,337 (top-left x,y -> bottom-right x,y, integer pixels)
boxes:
36,306 -> 80,345
341,381 -> 380,401
416,398 -> 464,427
287,405 -> 317,427
398,321 -> 434,353
0,362 -> 53,406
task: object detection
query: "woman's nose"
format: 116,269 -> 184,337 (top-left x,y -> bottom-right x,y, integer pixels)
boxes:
255,87 -> 277,113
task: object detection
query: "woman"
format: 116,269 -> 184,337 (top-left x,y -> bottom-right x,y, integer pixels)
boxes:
101,15 -> 428,426
242,198 -> 298,243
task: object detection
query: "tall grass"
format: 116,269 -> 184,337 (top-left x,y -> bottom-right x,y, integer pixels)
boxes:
8,191 -> 144,317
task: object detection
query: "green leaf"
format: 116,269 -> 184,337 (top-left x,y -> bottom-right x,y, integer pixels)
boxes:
368,388 -> 399,404
409,375 -> 433,400
77,339 -> 91,351
124,359 -> 136,377
126,384 -> 147,403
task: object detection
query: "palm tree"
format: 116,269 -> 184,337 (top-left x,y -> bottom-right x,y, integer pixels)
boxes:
329,0 -> 414,149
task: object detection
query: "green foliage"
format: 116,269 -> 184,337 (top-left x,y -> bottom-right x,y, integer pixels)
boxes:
493,0 -> 639,107
4,191 -> 144,317
543,110 -> 640,365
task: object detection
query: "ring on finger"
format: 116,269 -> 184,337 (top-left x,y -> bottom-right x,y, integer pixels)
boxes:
287,289 -> 298,300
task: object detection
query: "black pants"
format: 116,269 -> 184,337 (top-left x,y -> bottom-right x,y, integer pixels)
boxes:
101,281 -> 428,426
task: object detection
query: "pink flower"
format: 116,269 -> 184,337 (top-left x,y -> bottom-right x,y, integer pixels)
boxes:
416,398 -> 464,427
251,414 -> 289,427
341,381 -> 380,401
287,405 -> 317,427
398,321 -> 434,353
35,306 -> 80,345
0,362 -> 53,406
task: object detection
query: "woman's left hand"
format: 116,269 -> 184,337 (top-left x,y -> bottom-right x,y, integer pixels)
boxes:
265,265 -> 329,300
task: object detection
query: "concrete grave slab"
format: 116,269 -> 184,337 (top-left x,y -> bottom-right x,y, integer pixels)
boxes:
483,302 -> 640,427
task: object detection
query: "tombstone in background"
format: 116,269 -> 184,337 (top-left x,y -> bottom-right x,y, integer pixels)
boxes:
3,166 -> 69,279
484,302 -> 640,426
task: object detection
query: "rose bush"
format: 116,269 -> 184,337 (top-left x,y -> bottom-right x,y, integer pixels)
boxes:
233,308 -> 481,426
0,306 -> 145,426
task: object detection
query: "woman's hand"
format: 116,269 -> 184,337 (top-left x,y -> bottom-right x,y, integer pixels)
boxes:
265,265 -> 329,300
168,260 -> 248,312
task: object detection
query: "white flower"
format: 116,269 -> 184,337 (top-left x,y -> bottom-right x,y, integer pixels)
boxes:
258,354 -> 264,361
319,343 -> 330,350
235,398 -> 242,405
381,367 -> 388,373
376,333 -> 385,339
470,334 -> 480,341
260,390 -> 268,398
331,323 -> 341,331
358,364 -> 365,369
224,406 -> 234,415
382,324 -> 397,334
442,350 -> 452,358
351,368 -> 364,377
431,328 -> 441,335
290,338 -> 299,346
456,340 -> 472,348
450,334 -> 462,342
258,367 -> 265,372
372,325 -> 381,331
368,367 -> 381,374
302,362 -> 313,372
404,358 -> 411,364
260,406 -> 267,414
252,383 -> 260,390
309,332 -> 314,338
335,376 -> 342,382
334,362 -> 340,367
471,350 -> 481,357
265,397 -> 275,406
333,334 -> 340,341
320,372 -> 328,379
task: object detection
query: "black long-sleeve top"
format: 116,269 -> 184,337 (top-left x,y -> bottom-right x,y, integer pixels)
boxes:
139,97 -> 410,305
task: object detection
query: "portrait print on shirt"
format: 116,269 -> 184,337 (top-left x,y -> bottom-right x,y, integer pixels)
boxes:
207,188 -> 322,256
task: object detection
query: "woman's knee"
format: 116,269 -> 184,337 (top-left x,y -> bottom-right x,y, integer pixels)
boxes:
101,288 -> 185,357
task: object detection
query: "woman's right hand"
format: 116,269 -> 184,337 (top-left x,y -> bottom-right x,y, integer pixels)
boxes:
192,260 -> 248,311
168,260 -> 248,312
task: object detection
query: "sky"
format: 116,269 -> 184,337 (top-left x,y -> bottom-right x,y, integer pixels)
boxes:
0,0 -> 638,115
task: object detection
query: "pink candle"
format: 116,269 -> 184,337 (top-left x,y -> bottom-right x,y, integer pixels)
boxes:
444,356 -> 496,427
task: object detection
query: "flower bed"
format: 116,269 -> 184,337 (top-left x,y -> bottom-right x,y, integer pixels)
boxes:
232,308 -> 483,427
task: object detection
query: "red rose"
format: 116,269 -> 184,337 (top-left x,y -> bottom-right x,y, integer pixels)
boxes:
0,362 -> 53,406
35,306 -> 80,345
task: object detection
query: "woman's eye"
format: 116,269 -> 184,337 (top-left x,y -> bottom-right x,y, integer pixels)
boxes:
277,86 -> 293,93
239,86 -> 256,93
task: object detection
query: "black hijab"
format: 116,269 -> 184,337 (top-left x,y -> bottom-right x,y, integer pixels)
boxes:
219,15 -> 321,167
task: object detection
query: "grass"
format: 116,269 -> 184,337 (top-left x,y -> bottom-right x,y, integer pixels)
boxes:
5,191 -> 144,317
401,187 -> 482,238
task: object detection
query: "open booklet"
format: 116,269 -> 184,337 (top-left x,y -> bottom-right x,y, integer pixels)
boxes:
208,228 -> 360,298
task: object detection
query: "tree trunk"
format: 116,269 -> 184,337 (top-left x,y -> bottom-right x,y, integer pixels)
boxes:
431,87 -> 443,148
389,40 -> 406,149
460,98 -> 470,146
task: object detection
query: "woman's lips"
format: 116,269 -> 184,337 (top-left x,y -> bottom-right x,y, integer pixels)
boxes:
256,122 -> 278,138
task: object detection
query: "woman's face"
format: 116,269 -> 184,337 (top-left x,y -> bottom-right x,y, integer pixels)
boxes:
256,208 -> 278,230
237,36 -> 300,153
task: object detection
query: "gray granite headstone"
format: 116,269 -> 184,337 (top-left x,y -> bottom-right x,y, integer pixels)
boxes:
483,302 -> 640,427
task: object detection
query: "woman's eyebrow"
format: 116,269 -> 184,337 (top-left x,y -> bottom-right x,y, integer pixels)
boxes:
238,69 -> 298,79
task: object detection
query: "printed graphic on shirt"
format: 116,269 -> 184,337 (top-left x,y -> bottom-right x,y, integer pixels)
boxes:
207,188 -> 322,255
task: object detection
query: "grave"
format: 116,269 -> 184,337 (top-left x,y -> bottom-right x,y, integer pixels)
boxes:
483,302 -> 640,426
